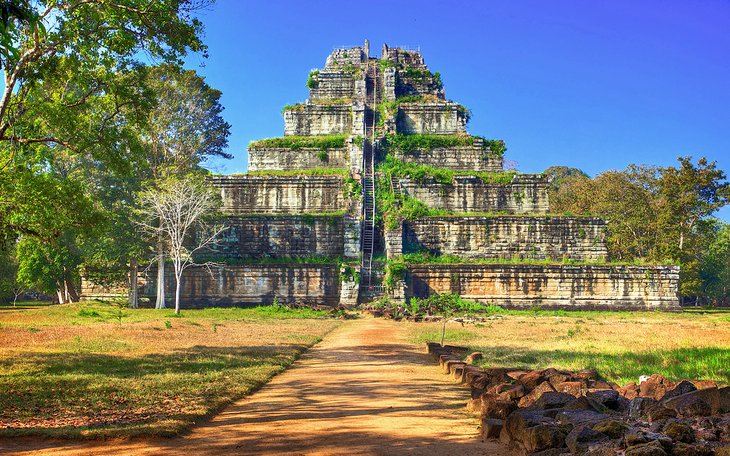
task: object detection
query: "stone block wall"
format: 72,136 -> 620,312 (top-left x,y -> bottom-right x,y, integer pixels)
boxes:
381,44 -> 426,68
407,264 -> 680,310
325,46 -> 367,68
400,175 -> 550,214
212,175 -> 345,214
396,103 -> 467,135
394,146 -> 503,172
309,71 -> 355,101
248,147 -> 348,172
403,216 -> 608,262
203,215 -> 344,259
284,105 -> 352,136
141,264 -> 341,307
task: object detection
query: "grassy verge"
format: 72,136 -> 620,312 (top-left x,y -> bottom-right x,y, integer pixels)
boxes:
0,301 -> 340,438
407,309 -> 730,385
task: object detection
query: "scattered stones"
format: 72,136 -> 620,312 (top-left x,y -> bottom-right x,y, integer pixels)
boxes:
592,419 -> 627,439
663,421 -> 695,443
518,381 -> 556,407
424,342 -> 730,455
566,425 -> 609,455
480,417 -> 503,439
464,351 -> 483,364
625,440 -> 667,456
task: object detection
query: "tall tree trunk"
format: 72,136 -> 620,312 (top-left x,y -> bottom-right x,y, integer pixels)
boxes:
156,240 -> 166,309
174,272 -> 181,315
64,272 -> 79,302
129,258 -> 138,309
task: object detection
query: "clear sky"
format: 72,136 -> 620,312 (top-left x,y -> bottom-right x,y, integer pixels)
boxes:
190,0 -> 730,221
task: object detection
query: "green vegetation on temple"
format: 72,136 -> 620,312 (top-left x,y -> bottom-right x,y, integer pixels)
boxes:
394,252 -> 678,266
382,133 -> 506,156
245,168 -> 348,177
249,135 -> 348,151
377,155 -> 516,185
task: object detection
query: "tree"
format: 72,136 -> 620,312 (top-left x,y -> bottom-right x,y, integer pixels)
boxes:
137,176 -> 225,314
0,0 -> 210,242
543,166 -> 589,192
551,171 -> 657,261
140,64 -> 231,309
700,222 -> 730,306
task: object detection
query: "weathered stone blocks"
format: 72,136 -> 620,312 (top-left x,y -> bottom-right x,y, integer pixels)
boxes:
284,104 -> 352,136
396,102 -> 467,135
407,264 -> 681,310
203,215 -> 344,259
141,264 -> 341,307
309,70 -> 355,102
403,216 -> 609,262
400,174 -> 550,214
394,145 -> 503,172
212,175 -> 345,214
248,146 -> 349,171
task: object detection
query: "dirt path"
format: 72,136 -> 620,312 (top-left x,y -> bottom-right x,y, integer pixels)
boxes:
1,318 -> 509,455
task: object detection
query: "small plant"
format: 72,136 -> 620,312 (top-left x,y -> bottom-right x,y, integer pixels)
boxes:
306,69 -> 319,89
212,322 -> 218,333
77,309 -> 101,318
317,150 -> 329,162
165,320 -> 172,329
111,300 -> 128,325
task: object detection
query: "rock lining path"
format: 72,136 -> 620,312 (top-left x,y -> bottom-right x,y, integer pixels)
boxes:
1,317 -> 509,455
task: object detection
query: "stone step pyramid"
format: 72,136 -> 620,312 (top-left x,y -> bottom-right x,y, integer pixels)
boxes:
84,41 -> 680,310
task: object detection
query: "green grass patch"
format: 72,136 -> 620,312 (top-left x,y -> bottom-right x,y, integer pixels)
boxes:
383,134 -> 506,156
377,155 -> 515,185
246,167 -> 347,177
0,303 -> 340,438
248,135 -> 347,151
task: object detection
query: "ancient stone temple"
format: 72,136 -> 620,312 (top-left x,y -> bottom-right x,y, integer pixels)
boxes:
83,41 -> 680,310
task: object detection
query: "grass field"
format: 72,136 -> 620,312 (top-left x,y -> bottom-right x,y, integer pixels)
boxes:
407,308 -> 730,386
0,301 -> 340,438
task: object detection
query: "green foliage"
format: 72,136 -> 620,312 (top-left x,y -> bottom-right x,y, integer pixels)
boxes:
306,69 -> 320,89
193,255 -> 343,265
382,134 -> 506,157
378,59 -> 396,69
552,156 -> 730,302
317,150 -> 329,162
340,265 -> 360,284
377,154 -> 516,185
456,104 -> 472,124
281,103 -> 306,113
343,175 -> 362,200
249,135 -> 347,151
246,167 -> 348,177
383,259 -> 407,289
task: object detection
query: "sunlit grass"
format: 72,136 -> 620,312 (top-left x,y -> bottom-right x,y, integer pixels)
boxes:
406,309 -> 730,385
0,301 -> 340,438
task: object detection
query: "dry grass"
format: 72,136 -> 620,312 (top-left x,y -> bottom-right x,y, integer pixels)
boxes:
407,309 -> 730,385
0,302 -> 340,438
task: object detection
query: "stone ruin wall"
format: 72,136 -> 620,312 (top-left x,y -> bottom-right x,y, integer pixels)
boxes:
212,175 -> 345,214
407,264 -> 680,310
248,146 -> 349,172
403,216 -> 608,262
204,215 -> 344,259
396,103 -> 467,135
400,175 -> 550,214
283,105 -> 352,136
141,265 -> 341,307
309,71 -> 355,102
394,146 -> 502,172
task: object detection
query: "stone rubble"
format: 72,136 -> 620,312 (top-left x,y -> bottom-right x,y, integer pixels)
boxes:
427,342 -> 730,455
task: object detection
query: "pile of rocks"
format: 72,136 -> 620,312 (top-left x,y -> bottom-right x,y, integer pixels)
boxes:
427,342 -> 730,455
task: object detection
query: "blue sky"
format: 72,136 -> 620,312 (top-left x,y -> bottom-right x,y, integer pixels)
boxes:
190,0 -> 730,220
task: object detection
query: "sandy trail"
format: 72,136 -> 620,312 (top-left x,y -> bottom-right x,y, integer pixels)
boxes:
1,317 -> 509,455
